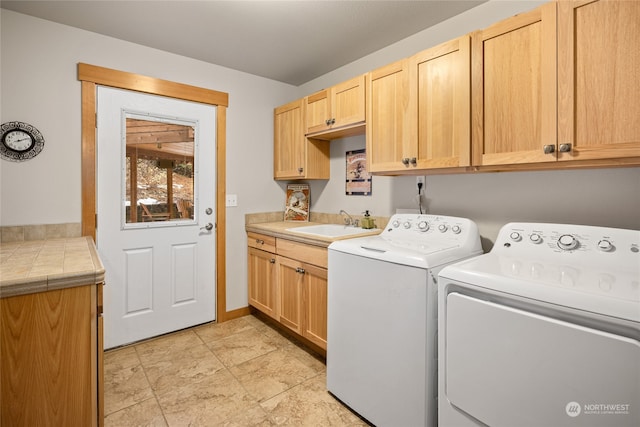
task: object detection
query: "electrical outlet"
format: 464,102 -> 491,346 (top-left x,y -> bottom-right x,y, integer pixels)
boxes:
225,194 -> 238,207
416,176 -> 425,186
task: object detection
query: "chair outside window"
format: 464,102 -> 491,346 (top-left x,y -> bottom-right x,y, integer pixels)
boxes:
140,203 -> 171,222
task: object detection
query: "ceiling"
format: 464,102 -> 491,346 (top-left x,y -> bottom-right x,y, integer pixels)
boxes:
1,0 -> 485,86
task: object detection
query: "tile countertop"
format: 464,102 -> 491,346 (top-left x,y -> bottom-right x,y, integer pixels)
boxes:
0,236 -> 105,298
245,221 -> 382,248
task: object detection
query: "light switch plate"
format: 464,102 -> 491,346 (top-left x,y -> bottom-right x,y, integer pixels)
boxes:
226,194 -> 238,207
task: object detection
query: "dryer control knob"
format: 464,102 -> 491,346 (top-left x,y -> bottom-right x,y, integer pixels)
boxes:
451,225 -> 461,234
403,222 -> 412,229
509,232 -> 522,242
529,233 -> 542,244
597,240 -> 614,252
418,221 -> 429,232
558,234 -> 579,251
392,220 -> 400,228
438,224 -> 448,233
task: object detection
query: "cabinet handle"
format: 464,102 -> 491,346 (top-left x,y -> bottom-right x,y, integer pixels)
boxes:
295,267 -> 306,274
325,119 -> 331,125
401,157 -> 410,165
559,143 -> 572,153
410,157 -> 417,165
543,144 -> 555,154
269,258 -> 275,264
331,118 -> 336,125
298,167 -> 304,174
256,239 -> 264,245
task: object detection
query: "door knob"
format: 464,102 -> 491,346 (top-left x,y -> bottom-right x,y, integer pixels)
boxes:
200,223 -> 214,231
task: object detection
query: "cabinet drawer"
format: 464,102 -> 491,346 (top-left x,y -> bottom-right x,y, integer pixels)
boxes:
277,239 -> 327,269
247,232 -> 276,252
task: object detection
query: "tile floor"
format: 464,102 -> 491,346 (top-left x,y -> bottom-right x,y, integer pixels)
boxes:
104,314 -> 368,426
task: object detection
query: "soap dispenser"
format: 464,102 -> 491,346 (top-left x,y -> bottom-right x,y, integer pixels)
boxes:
361,210 -> 375,229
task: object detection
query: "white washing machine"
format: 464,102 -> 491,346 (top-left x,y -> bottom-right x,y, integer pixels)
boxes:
438,222 -> 640,427
327,214 -> 482,427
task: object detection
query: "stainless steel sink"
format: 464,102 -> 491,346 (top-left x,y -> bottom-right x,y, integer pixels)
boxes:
286,224 -> 378,238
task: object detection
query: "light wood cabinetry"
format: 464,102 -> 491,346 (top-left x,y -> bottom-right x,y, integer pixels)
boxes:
368,36 -> 471,174
247,232 -> 277,319
1,284 -> 103,427
273,98 -> 330,180
366,59 -> 411,173
472,3 -> 558,166
556,0 -> 640,161
472,0 -> 640,167
409,35 -> 471,170
305,75 -> 366,139
247,232 -> 328,350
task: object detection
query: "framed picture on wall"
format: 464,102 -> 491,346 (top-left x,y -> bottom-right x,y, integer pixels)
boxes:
284,184 -> 310,221
346,149 -> 371,196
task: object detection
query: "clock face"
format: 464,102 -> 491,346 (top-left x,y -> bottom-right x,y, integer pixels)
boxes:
4,130 -> 34,152
1,122 -> 45,162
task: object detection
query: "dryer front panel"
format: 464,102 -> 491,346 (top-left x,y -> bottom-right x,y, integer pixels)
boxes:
444,292 -> 639,427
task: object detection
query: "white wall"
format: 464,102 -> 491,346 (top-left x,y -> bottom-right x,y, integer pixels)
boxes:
0,9 -> 295,311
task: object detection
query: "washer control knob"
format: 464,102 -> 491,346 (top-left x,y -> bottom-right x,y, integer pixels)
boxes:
392,220 -> 400,228
438,224 -> 448,233
558,234 -> 579,251
418,221 -> 429,232
509,232 -> 522,242
597,240 -> 614,252
451,225 -> 461,234
403,221 -> 412,229
529,233 -> 542,244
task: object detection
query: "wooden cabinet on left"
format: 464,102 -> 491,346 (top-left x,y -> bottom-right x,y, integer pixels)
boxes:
273,98 -> 330,180
1,283 -> 104,427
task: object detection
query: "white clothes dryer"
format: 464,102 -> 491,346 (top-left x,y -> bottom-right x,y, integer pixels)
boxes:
438,222 -> 640,427
327,214 -> 482,427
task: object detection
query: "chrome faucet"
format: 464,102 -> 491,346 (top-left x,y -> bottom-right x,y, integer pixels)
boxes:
339,209 -> 356,227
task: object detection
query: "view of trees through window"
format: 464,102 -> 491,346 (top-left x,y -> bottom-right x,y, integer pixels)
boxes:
124,118 -> 195,223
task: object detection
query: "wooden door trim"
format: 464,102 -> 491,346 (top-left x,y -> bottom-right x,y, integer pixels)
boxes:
78,63 -> 241,323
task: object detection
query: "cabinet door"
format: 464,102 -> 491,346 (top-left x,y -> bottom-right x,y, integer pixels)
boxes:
248,247 -> 278,319
410,35 -> 471,169
305,89 -> 330,134
557,0 -> 640,161
277,256 -> 304,334
1,286 -> 96,427
331,74 -> 366,129
367,59 -> 411,172
302,263 -> 328,350
274,99 -> 305,179
472,3 -> 557,166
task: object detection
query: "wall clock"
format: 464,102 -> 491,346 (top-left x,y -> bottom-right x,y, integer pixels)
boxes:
1,121 -> 45,162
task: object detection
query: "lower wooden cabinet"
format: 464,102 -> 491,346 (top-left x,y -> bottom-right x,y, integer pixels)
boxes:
1,283 -> 104,427
247,247 -> 278,319
247,232 -> 328,350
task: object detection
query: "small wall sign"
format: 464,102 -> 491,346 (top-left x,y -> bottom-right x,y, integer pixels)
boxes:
346,149 -> 371,196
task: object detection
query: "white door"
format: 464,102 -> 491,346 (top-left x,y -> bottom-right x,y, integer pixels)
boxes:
97,86 -> 216,349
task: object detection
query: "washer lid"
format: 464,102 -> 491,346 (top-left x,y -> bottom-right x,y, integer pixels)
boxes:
439,253 -> 640,324
329,213 -> 483,269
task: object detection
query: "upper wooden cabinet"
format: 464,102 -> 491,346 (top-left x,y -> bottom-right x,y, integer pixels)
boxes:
409,35 -> 471,170
273,98 -> 330,180
366,59 -> 411,173
471,3 -> 557,166
368,36 -> 471,174
305,75 -> 366,139
473,0 -> 640,167
557,0 -> 640,161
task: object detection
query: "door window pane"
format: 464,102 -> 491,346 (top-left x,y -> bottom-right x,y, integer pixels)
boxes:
124,117 -> 195,224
